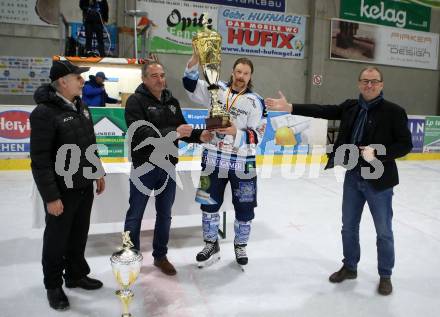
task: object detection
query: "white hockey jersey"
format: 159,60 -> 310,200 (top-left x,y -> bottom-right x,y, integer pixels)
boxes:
183,63 -> 266,158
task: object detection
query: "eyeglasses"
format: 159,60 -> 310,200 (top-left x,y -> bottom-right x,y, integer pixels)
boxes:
359,79 -> 382,85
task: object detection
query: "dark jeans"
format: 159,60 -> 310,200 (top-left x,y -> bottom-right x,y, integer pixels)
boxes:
42,184 -> 93,289
341,168 -> 394,277
84,20 -> 104,56
124,167 -> 176,258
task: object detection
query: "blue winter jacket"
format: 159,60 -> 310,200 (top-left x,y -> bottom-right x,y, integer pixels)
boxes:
82,75 -> 118,107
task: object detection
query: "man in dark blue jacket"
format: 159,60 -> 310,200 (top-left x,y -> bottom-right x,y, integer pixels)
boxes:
82,71 -> 119,107
265,66 -> 412,296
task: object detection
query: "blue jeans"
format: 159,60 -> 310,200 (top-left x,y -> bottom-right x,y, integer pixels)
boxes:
124,166 -> 176,259
341,168 -> 394,277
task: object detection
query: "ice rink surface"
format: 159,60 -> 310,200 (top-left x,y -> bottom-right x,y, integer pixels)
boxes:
0,160 -> 439,317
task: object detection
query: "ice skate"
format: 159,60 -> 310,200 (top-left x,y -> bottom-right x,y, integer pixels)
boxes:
234,244 -> 248,272
196,240 -> 220,268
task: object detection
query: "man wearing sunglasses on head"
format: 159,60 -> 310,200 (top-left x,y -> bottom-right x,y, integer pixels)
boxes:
265,66 -> 412,296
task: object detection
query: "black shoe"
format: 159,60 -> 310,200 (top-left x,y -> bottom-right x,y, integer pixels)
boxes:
378,277 -> 393,295
65,276 -> 103,290
47,287 -> 69,311
234,244 -> 248,266
329,266 -> 357,283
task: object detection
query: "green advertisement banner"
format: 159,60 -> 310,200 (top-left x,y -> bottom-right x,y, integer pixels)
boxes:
136,0 -> 218,55
90,108 -> 127,158
340,0 -> 431,31
423,116 -> 440,152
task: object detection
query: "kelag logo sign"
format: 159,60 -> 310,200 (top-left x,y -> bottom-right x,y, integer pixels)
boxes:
340,0 -> 431,31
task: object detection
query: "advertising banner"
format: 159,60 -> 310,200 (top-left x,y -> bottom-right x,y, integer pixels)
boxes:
180,108 -> 207,157
189,0 -> 286,12
0,106 -> 324,158
0,0 -> 59,26
89,107 -> 127,158
340,0 -> 431,31
181,109 -> 311,156
423,116 -> 440,152
408,115 -> 425,153
0,56 -> 51,95
218,7 -> 306,59
136,0 -> 218,54
0,106 -> 34,156
259,112 -> 310,155
330,18 -> 439,70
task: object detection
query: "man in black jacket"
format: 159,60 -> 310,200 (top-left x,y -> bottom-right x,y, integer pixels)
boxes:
124,61 -> 212,276
79,0 -> 109,57
265,66 -> 412,295
30,60 -> 106,311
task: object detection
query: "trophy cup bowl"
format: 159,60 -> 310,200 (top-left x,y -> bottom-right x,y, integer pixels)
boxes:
110,232 -> 143,317
193,27 -> 230,130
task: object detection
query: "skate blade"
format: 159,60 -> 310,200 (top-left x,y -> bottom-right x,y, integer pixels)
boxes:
237,263 -> 246,272
197,254 -> 220,268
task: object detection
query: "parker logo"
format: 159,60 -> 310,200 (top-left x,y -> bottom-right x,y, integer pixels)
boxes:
0,111 -> 31,139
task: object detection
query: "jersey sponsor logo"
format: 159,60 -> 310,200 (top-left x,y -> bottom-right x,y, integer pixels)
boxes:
202,151 -> 247,171
0,111 -> 31,139
169,104 -> 177,114
246,97 -> 257,109
234,181 -> 255,202
247,129 -> 256,144
199,175 -> 211,191
64,116 -> 74,122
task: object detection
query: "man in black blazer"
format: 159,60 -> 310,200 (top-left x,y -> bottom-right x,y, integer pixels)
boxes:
265,66 -> 412,295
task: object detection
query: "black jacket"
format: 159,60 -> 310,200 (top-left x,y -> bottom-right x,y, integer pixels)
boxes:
125,84 -> 203,166
30,84 -> 102,203
294,99 -> 412,191
80,0 -> 109,23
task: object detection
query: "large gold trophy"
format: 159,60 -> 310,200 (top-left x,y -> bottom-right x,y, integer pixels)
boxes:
193,19 -> 230,130
110,232 -> 143,317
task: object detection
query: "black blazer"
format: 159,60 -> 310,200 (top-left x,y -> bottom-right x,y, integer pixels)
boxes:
293,99 -> 413,191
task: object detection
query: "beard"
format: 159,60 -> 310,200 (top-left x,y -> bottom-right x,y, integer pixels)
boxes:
234,80 -> 246,89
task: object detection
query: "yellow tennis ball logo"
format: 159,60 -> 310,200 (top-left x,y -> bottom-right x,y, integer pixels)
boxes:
275,127 -> 297,146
